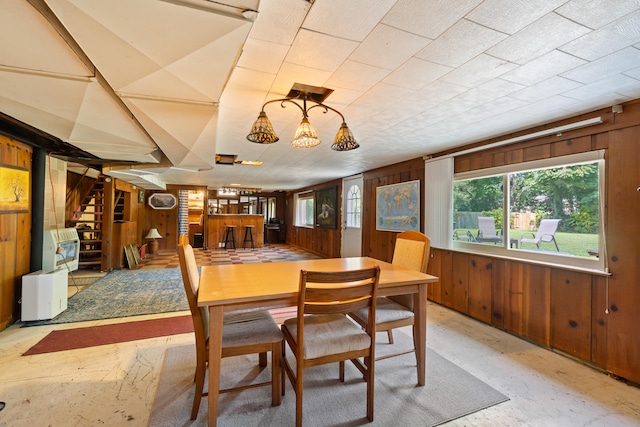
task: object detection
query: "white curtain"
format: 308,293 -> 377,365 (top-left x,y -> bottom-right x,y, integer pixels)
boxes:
424,157 -> 453,249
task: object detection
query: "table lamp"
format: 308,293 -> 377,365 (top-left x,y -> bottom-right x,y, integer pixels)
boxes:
145,228 -> 162,254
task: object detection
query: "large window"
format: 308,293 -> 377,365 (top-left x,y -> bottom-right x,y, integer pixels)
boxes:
294,192 -> 314,227
452,151 -> 605,272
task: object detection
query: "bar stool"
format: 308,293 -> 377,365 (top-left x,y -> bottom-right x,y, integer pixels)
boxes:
223,225 -> 236,249
242,225 -> 255,249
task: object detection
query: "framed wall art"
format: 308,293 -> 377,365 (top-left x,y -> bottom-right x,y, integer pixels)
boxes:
0,165 -> 29,213
315,186 -> 338,229
376,180 -> 420,232
148,193 -> 177,209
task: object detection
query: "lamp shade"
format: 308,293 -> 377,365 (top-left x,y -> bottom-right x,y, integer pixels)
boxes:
145,228 -> 162,239
331,122 -> 359,151
246,111 -> 279,144
291,116 -> 321,148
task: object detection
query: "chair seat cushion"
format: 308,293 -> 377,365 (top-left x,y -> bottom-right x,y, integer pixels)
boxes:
350,297 -> 414,325
283,314 -> 370,360
222,311 -> 283,348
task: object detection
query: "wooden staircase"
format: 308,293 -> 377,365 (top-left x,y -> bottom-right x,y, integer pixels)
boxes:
69,176 -> 106,270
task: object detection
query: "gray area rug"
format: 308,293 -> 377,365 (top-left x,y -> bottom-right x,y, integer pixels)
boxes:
149,330 -> 509,427
23,268 -> 187,326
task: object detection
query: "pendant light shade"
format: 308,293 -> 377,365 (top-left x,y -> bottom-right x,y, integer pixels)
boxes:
246,111 -> 279,144
331,122 -> 359,151
291,116 -> 321,148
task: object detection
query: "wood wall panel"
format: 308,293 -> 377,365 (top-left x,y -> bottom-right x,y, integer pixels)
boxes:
551,136 -> 591,157
550,270 -> 592,360
439,250 -> 454,309
468,255 -> 492,323
603,126 -> 640,382
491,259 -> 506,329
426,249 -> 442,303
0,136 -> 32,330
522,264 -> 551,346
504,261 -> 524,335
451,252 -> 469,313
591,276 -> 609,368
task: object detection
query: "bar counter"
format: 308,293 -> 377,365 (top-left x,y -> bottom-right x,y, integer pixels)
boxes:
206,214 -> 264,249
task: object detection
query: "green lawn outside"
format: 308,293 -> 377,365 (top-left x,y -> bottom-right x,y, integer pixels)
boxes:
454,228 -> 599,258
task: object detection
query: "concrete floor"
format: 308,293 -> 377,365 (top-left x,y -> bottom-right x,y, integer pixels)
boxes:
0,297 -> 639,426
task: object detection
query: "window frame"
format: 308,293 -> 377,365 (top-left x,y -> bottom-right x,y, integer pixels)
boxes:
345,184 -> 362,229
452,151 -> 607,273
294,191 -> 314,228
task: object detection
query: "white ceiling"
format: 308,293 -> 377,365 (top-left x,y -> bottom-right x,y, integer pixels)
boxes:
2,0 -> 640,191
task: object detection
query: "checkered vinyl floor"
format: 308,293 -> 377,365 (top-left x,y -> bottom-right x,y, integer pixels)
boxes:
138,243 -> 321,269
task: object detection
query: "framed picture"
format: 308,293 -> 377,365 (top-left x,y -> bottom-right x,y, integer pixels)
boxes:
0,165 -> 29,213
148,193 -> 176,209
124,245 -> 137,269
315,186 -> 338,229
376,180 -> 420,232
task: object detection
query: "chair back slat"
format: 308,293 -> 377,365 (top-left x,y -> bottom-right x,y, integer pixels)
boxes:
178,243 -> 209,342
298,266 -> 380,316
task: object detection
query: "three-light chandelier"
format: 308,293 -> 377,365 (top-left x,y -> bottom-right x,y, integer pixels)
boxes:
246,83 -> 359,151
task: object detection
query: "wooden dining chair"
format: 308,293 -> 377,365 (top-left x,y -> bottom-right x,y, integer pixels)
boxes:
350,231 -> 430,361
177,241 -> 284,420
281,266 -> 380,427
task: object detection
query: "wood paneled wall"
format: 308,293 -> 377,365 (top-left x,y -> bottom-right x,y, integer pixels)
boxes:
0,136 -> 32,330
284,179 -> 342,258
363,158 -> 425,263
425,100 -> 640,384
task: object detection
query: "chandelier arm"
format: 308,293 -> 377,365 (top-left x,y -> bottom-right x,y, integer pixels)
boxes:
261,98 -> 306,115
307,103 -> 346,122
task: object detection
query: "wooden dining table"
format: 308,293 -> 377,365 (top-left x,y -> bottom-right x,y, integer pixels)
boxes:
197,256 -> 438,426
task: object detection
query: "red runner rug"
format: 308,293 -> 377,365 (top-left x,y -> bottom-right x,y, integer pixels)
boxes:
23,315 -> 193,356
23,308 -> 297,356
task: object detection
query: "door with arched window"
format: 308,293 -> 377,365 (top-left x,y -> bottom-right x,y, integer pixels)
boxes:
341,175 -> 363,257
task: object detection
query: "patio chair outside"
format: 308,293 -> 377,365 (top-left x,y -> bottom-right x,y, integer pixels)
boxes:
476,216 -> 502,244
519,219 -> 561,251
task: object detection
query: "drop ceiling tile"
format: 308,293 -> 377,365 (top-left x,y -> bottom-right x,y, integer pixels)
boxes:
514,94 -> 579,115
459,96 -> 530,124
348,24 -> 431,70
488,13 -> 590,64
382,0 -> 482,39
556,0 -> 640,31
562,74 -> 640,101
269,62 -> 333,96
413,80 -> 469,104
382,58 -> 452,90
326,60 -> 391,93
509,76 -> 583,102
415,19 -> 507,68
237,39 -> 289,75
466,0 -> 567,34
559,9 -> 640,61
561,46 -> 640,84
285,29 -> 359,72
303,0 -> 396,42
249,0 -> 309,45
440,54 -> 518,88
500,49 -> 587,85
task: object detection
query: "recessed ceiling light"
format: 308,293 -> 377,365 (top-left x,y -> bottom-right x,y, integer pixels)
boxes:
238,160 -> 263,166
